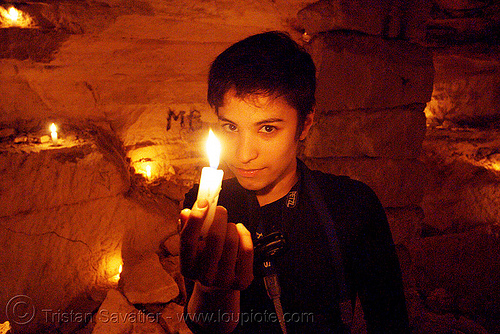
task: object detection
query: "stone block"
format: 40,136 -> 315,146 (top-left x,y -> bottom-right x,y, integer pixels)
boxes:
297,0 -> 431,42
385,206 -> 424,244
308,32 -> 434,111
304,104 -> 427,159
122,253 -> 179,305
304,157 -> 425,207
297,0 -> 390,36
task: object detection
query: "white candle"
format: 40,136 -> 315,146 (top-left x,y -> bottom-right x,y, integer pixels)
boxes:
50,123 -> 58,145
197,129 -> 224,237
146,165 -> 152,179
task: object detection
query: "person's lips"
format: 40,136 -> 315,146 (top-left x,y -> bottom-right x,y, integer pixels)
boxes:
233,167 -> 264,178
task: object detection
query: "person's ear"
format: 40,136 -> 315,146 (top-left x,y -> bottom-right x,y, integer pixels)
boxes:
299,111 -> 314,141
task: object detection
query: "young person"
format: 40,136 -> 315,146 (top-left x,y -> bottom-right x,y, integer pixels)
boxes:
179,31 -> 409,333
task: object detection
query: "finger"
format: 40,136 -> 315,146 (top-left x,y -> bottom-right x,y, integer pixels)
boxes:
195,206 -> 228,286
180,199 -> 208,240
180,199 -> 209,279
213,223 -> 239,288
178,208 -> 190,233
232,223 -> 254,290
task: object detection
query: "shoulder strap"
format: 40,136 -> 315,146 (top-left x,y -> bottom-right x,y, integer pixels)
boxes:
299,161 -> 356,329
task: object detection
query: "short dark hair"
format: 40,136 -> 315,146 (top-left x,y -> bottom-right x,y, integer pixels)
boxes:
207,31 -> 316,130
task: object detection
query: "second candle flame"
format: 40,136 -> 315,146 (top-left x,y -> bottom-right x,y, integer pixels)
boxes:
206,129 -> 221,169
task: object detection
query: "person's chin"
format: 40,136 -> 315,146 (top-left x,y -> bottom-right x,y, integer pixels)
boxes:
235,177 -> 264,191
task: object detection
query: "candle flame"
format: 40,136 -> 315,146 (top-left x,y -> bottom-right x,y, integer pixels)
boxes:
206,129 -> 221,169
8,7 -> 18,21
110,264 -> 123,283
146,165 -> 152,179
50,123 -> 57,133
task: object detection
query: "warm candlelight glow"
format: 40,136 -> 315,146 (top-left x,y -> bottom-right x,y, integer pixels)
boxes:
50,123 -> 58,145
110,263 -> 123,283
207,129 -> 221,169
0,6 -> 35,28
0,321 -> 11,334
146,165 -> 152,179
197,129 -> 224,237
8,7 -> 18,21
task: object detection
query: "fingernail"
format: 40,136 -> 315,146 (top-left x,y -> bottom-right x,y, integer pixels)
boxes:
197,198 -> 208,209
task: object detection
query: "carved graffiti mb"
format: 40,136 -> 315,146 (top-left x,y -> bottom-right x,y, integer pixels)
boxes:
166,108 -> 202,131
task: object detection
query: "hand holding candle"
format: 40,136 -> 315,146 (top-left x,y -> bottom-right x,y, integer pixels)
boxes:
197,129 -> 224,237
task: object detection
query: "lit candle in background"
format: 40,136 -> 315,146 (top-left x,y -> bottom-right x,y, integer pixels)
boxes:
146,164 -> 152,180
197,129 -> 224,237
7,7 -> 19,22
50,123 -> 58,145
111,264 -> 123,283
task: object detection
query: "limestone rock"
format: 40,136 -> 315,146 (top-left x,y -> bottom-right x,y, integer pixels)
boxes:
161,234 -> 180,257
303,104 -> 426,159
160,302 -> 191,334
0,142 -> 129,217
40,135 -> 50,143
308,32 -> 434,111
297,0 -> 389,36
385,206 -> 424,244
297,0 -> 431,41
424,50 -> 500,128
92,289 -> 166,334
421,128 -> 500,232
407,228 -> 500,319
304,157 -> 425,207
122,253 -> 179,305
0,191 -> 179,332
0,128 -> 15,139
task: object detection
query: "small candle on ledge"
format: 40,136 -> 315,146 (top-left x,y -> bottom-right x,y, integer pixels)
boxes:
50,123 -> 58,145
197,129 -> 224,237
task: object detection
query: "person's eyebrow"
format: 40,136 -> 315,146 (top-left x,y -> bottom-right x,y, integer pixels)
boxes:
218,116 -> 235,123
218,116 -> 285,125
255,118 -> 284,126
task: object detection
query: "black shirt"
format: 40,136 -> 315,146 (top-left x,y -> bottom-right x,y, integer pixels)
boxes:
183,160 -> 409,333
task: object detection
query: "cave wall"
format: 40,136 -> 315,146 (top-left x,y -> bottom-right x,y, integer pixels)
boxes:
0,0 -> 499,333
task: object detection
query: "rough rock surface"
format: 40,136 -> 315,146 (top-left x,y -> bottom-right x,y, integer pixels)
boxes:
424,48 -> 500,128
122,253 -> 179,305
421,127 -> 500,232
92,289 -> 166,334
0,126 -> 180,333
304,104 -> 427,159
304,157 -> 425,208
308,32 -> 434,112
297,0 -> 431,41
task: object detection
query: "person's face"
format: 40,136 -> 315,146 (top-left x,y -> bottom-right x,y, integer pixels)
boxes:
216,89 -> 313,205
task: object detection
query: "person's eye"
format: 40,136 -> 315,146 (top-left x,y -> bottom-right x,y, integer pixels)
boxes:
260,125 -> 277,134
222,123 -> 238,132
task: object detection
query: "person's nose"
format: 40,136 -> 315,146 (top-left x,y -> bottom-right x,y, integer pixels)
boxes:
235,132 -> 258,164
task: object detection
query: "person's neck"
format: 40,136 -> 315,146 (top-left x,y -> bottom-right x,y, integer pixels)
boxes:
256,165 -> 299,207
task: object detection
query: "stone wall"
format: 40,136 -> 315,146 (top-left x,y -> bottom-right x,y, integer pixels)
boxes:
298,3 -> 434,245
